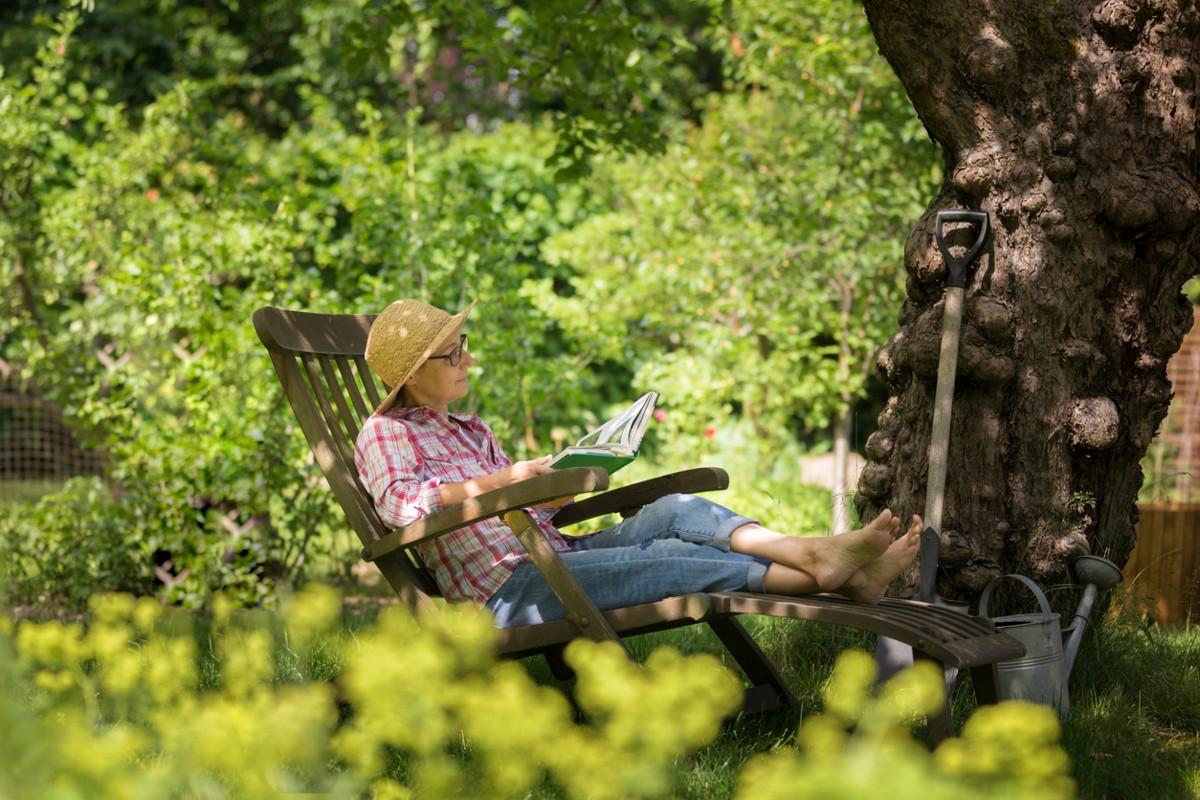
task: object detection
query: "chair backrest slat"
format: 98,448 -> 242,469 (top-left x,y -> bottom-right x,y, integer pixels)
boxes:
253,307 -> 442,605
355,357 -> 383,408
301,354 -> 357,471
317,354 -> 365,457
338,358 -> 373,420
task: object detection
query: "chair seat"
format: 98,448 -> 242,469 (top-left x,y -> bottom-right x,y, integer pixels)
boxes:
497,594 -> 717,657
496,591 -> 1022,669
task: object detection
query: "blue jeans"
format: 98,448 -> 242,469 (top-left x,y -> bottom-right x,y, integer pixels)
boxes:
485,493 -> 769,628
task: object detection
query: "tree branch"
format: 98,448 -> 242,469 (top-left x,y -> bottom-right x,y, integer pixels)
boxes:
13,252 -> 50,349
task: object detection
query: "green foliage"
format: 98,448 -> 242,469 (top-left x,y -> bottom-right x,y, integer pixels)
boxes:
0,11 -> 606,607
0,588 -> 1076,799
536,0 -> 939,458
0,0 -> 727,168
1,478 -> 156,608
1,0 -> 936,608
2,586 -> 745,798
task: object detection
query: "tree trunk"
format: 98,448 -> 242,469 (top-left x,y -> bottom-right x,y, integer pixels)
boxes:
857,0 -> 1199,597
832,407 -> 853,535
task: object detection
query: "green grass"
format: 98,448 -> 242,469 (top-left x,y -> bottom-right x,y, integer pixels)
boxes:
1063,623 -> 1200,799
0,478 -> 66,506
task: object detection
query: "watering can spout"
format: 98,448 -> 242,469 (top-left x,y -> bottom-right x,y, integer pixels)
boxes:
1063,556 -> 1123,676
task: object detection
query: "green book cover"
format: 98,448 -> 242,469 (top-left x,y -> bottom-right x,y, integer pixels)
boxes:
550,451 -> 637,475
549,392 -> 658,477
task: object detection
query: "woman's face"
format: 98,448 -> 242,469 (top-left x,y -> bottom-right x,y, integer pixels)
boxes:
404,325 -> 474,410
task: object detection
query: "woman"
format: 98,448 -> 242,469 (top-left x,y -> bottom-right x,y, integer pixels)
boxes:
355,299 -> 921,628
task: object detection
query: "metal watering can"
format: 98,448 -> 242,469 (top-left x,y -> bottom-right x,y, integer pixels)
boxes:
979,555 -> 1123,720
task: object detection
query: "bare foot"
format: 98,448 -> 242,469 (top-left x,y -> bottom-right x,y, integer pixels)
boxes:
799,510 -> 898,591
839,515 -> 922,603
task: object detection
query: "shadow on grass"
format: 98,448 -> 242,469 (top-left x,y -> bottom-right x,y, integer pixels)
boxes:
1062,622 -> 1200,800
521,616 -> 879,800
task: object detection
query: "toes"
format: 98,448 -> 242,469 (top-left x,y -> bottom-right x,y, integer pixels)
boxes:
869,510 -> 894,530
901,516 -> 921,541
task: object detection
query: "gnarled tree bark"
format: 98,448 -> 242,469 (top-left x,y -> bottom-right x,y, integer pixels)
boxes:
858,0 -> 1199,596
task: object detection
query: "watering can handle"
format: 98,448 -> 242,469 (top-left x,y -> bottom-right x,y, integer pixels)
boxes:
978,573 -> 1054,621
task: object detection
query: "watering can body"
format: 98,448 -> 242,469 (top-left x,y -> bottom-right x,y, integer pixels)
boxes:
879,555 -> 1121,720
979,574 -> 1071,720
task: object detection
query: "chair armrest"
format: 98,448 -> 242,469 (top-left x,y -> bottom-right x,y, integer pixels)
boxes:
550,467 -> 729,527
503,508 -> 625,647
361,467 -> 609,562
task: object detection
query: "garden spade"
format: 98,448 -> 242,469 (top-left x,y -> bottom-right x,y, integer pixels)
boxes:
876,209 -> 990,681
918,209 -> 989,601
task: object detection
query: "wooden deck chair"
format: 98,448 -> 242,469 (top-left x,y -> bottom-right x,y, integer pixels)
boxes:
253,306 -> 1024,742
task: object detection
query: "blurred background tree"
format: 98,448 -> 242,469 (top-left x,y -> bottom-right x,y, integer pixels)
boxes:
536,2 -> 936,531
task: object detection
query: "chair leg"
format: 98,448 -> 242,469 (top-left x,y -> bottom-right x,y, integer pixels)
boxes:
707,617 -> 798,714
926,694 -> 955,745
970,664 -> 1001,705
543,643 -> 576,682
914,652 -> 955,744
504,509 -> 626,649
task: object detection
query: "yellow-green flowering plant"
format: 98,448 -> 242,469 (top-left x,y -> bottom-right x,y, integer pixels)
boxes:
1,588 -> 1075,799
736,650 -> 1075,800
1,585 -> 743,799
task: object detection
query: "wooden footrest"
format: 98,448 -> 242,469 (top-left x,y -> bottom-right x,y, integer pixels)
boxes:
708,592 -> 1025,669
495,590 -> 1024,670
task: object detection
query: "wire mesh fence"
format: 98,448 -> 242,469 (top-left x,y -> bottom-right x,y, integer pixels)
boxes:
0,371 -> 104,504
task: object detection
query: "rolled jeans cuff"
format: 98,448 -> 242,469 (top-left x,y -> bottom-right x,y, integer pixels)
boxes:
745,559 -> 769,593
712,514 -> 759,551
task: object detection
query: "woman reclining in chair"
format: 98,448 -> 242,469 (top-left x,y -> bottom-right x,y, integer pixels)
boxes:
355,299 -> 922,629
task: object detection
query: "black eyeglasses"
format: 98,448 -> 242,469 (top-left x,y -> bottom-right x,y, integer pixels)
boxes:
427,334 -> 468,367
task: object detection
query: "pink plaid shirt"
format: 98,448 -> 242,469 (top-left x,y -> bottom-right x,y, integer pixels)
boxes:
354,406 -> 570,604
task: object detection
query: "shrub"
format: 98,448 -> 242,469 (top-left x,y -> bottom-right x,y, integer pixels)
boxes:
0,586 -> 1076,799
0,478 -> 156,608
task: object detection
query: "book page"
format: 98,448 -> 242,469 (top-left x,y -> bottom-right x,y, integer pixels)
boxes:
552,393 -> 657,466
572,392 -> 655,449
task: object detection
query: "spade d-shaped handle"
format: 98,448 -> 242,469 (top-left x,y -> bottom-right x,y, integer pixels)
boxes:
934,210 -> 989,289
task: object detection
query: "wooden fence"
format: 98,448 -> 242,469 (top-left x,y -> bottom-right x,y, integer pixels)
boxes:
1115,504 -> 1200,626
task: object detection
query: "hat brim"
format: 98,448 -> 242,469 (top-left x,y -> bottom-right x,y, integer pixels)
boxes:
374,300 -> 475,415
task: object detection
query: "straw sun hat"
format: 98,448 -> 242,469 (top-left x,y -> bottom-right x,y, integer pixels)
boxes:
365,298 -> 475,415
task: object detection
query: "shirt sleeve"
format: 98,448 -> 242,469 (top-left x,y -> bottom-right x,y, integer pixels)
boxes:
355,417 -> 445,528
486,424 -> 561,526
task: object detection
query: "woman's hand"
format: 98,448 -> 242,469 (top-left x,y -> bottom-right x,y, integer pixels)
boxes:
506,455 -> 554,485
437,456 -> 573,510
439,456 -> 556,507
506,456 -> 573,509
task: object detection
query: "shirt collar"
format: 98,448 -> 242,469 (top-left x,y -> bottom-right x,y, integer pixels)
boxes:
391,404 -> 482,430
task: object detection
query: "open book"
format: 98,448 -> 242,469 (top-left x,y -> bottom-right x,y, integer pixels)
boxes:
549,391 -> 659,475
